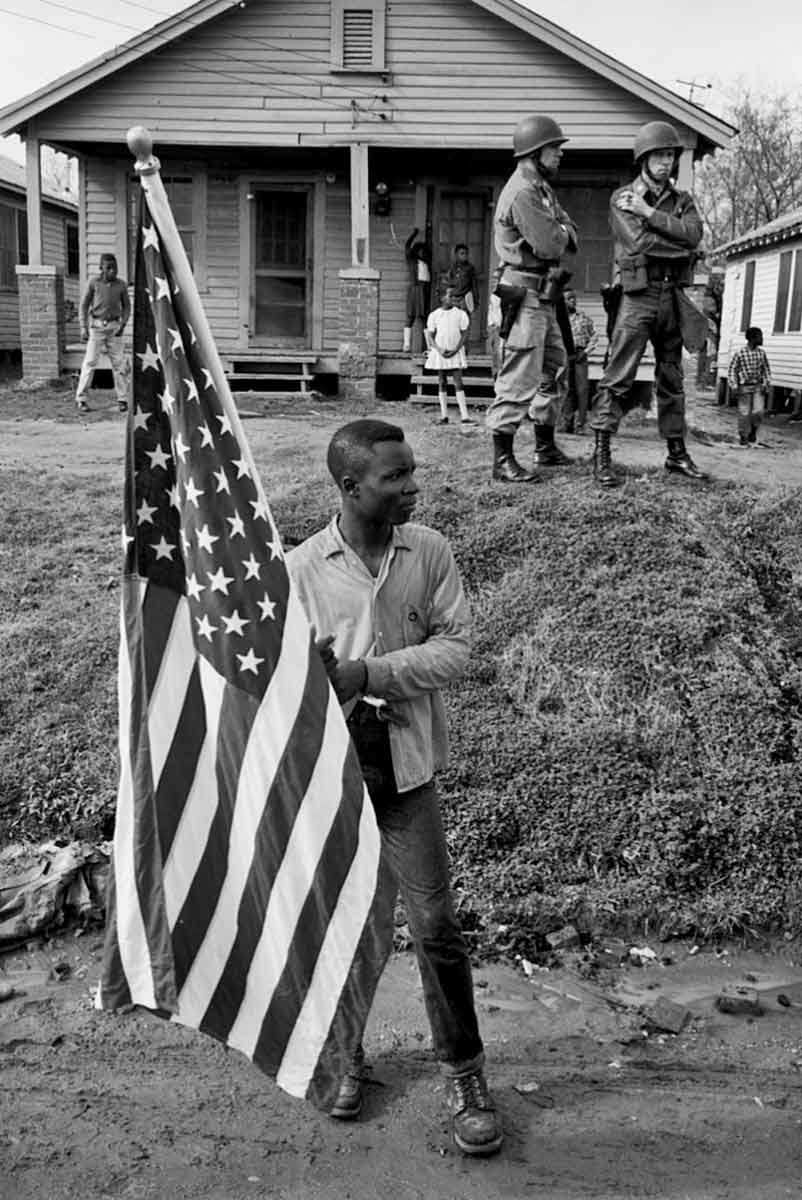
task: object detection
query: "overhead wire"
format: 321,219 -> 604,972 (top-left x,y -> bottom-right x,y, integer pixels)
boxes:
25,0 -> 401,105
3,0 -> 397,123
0,4 -> 95,35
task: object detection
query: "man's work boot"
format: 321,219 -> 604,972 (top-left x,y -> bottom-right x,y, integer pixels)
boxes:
492,432 -> 538,483
593,429 -> 619,488
533,423 -> 573,467
330,1047 -> 365,1120
445,1068 -> 504,1157
665,436 -> 707,479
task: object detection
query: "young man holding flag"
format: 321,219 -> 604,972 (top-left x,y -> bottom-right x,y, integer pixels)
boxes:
288,419 -> 503,1158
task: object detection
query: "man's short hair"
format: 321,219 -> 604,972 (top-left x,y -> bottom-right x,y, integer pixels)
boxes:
327,419 -> 405,486
746,326 -> 763,341
99,253 -> 118,268
454,242 -> 469,254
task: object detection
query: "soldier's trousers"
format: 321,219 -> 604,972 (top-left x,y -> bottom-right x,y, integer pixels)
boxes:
590,282 -> 685,439
485,290 -> 565,434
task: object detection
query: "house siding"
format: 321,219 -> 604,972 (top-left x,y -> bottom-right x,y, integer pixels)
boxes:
33,0 -> 694,149
0,191 -> 79,352
718,247 -> 802,391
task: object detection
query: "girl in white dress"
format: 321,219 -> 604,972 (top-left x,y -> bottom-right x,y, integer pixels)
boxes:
424,288 -> 475,425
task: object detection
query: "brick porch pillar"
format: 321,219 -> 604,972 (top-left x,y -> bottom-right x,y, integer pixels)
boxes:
337,267 -> 380,405
17,265 -> 65,385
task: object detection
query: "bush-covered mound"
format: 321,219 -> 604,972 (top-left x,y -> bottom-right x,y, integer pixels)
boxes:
4,452 -> 802,953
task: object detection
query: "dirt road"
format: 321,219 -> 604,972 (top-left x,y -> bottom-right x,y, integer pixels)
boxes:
2,935 -> 802,1200
2,383 -> 802,493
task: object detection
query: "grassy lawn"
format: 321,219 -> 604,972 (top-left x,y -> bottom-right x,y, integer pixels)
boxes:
3,383 -> 802,952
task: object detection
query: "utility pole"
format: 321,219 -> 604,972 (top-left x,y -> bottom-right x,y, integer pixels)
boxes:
676,78 -> 712,105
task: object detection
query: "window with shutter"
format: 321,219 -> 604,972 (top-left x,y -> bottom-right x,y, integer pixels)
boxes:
331,0 -> 385,71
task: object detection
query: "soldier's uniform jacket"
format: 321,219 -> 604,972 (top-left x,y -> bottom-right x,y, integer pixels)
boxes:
495,160 -> 577,270
611,176 -> 703,291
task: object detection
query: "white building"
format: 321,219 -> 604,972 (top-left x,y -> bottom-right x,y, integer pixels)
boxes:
716,208 -> 802,400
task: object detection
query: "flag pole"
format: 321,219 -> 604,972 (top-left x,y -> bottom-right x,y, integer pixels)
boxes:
126,125 -> 270,507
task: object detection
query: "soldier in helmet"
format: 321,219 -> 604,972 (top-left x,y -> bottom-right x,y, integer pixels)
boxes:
485,114 -> 578,482
590,121 -> 707,487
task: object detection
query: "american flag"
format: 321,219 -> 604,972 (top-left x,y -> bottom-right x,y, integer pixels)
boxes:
98,189 -> 393,1110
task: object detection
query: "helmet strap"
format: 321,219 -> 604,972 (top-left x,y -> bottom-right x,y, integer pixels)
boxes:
535,150 -> 556,180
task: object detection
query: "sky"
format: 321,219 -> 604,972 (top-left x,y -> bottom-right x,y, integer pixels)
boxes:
0,0 -> 800,163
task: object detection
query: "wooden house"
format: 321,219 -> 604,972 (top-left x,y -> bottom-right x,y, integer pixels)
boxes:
0,154 -> 79,358
0,0 -> 732,396
715,208 -> 802,402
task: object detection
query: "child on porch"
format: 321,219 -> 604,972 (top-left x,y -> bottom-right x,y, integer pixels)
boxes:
424,286 -> 475,425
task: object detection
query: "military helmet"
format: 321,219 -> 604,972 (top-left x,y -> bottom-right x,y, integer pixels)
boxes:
633,121 -> 683,162
512,114 -> 568,158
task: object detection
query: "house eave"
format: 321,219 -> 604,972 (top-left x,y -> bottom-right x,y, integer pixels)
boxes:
0,0 -> 736,153
714,222 -> 802,259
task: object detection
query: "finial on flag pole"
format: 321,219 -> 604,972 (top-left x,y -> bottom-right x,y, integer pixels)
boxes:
127,125 -> 160,176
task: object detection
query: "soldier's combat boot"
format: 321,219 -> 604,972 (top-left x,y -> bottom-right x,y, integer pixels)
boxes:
593,429 -> 619,488
533,423 -> 573,467
665,436 -> 707,479
492,432 -> 538,483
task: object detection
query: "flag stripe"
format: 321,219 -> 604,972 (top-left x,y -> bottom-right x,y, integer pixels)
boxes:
153,659 -> 207,861
169,683 -> 258,994
198,660 -> 330,1041
250,731 -> 375,1073
215,675 -> 353,1054
162,656 -> 225,929
174,593 -> 312,1024
148,594 -> 197,790
275,791 -> 388,1102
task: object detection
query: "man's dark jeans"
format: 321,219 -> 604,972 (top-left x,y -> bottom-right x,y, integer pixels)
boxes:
347,702 -> 483,1071
591,281 -> 685,438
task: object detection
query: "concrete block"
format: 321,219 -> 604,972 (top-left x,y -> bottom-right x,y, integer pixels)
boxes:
715,985 -> 764,1016
546,924 -> 581,951
643,996 -> 692,1034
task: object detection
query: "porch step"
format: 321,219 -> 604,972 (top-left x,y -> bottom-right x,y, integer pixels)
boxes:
224,354 -> 318,396
409,357 -> 495,406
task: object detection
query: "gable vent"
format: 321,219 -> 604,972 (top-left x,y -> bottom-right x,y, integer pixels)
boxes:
342,10 -> 374,69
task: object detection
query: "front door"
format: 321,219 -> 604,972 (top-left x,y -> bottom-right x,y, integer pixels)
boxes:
250,188 -> 311,346
433,189 -> 491,351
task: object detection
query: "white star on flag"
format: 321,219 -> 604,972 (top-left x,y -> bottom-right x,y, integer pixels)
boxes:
146,445 -> 171,471
236,647 -> 264,675
151,536 -> 176,560
243,553 -> 261,580
207,566 -> 234,595
183,477 -> 203,507
138,344 -> 160,372
222,609 -> 250,636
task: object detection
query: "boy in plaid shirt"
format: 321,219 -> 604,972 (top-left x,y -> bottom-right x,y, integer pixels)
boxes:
728,327 -> 771,446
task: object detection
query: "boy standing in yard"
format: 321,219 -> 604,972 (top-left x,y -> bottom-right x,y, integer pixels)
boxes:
728,326 -> 772,446
287,419 -> 502,1159
75,253 -> 131,413
560,289 -> 598,435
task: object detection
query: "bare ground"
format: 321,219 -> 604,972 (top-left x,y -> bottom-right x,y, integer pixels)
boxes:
2,936 -> 802,1200
3,384 -> 802,1198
